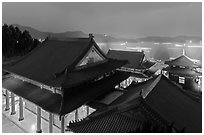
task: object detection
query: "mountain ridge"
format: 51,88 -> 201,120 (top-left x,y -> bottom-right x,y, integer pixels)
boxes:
11,24 -> 202,44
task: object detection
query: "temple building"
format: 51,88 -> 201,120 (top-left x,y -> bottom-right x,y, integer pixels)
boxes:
163,54 -> 202,92
67,75 -> 202,133
2,34 -> 130,133
107,50 -> 154,88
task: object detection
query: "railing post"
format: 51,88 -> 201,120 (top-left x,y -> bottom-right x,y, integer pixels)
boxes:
49,113 -> 53,133
61,115 -> 65,133
18,97 -> 24,121
36,106 -> 42,133
5,90 -> 10,111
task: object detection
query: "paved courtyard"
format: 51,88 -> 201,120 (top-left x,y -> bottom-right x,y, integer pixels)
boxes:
2,114 -> 26,133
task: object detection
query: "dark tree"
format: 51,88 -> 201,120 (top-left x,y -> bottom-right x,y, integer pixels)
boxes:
2,24 -> 40,58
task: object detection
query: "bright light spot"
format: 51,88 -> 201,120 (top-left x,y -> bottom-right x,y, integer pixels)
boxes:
31,124 -> 36,131
120,43 -> 126,46
175,44 -> 183,47
162,42 -> 172,45
187,46 -> 202,48
189,40 -> 192,43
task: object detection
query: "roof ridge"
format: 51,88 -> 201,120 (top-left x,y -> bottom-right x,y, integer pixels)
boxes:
142,74 -> 162,98
108,49 -> 144,53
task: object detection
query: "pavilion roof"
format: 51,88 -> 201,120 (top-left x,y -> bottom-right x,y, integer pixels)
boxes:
3,37 -> 91,87
165,55 -> 201,68
107,50 -> 145,69
3,36 -> 112,87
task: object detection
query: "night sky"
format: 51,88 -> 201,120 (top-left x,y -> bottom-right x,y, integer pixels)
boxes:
2,2 -> 202,38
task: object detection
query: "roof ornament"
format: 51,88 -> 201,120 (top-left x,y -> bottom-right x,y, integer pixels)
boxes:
89,33 -> 94,39
182,44 -> 186,56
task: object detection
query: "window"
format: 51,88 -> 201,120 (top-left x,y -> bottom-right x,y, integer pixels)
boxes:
179,76 -> 185,84
77,46 -> 105,67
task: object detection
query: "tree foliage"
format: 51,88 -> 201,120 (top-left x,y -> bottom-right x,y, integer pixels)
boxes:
2,24 -> 40,58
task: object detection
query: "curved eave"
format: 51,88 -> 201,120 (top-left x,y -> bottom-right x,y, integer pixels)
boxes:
163,67 -> 202,77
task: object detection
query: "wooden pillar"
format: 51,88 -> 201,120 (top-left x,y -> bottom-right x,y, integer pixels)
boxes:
86,106 -> 89,116
18,97 -> 24,121
75,109 -> 78,120
10,92 -> 16,115
36,107 -> 42,133
4,90 -> 10,111
49,113 -> 53,133
61,115 -> 65,133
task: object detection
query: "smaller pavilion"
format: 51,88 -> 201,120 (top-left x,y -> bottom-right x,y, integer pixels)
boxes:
164,54 -> 202,92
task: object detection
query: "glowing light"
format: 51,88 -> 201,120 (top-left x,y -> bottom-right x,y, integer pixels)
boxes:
175,44 -> 183,47
162,42 -> 172,45
126,47 -> 151,50
31,124 -> 36,131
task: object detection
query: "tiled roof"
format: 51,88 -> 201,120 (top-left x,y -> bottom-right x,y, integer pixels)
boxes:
107,50 -> 145,69
68,110 -> 144,133
3,37 -> 93,87
165,55 -> 201,68
68,98 -> 169,133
